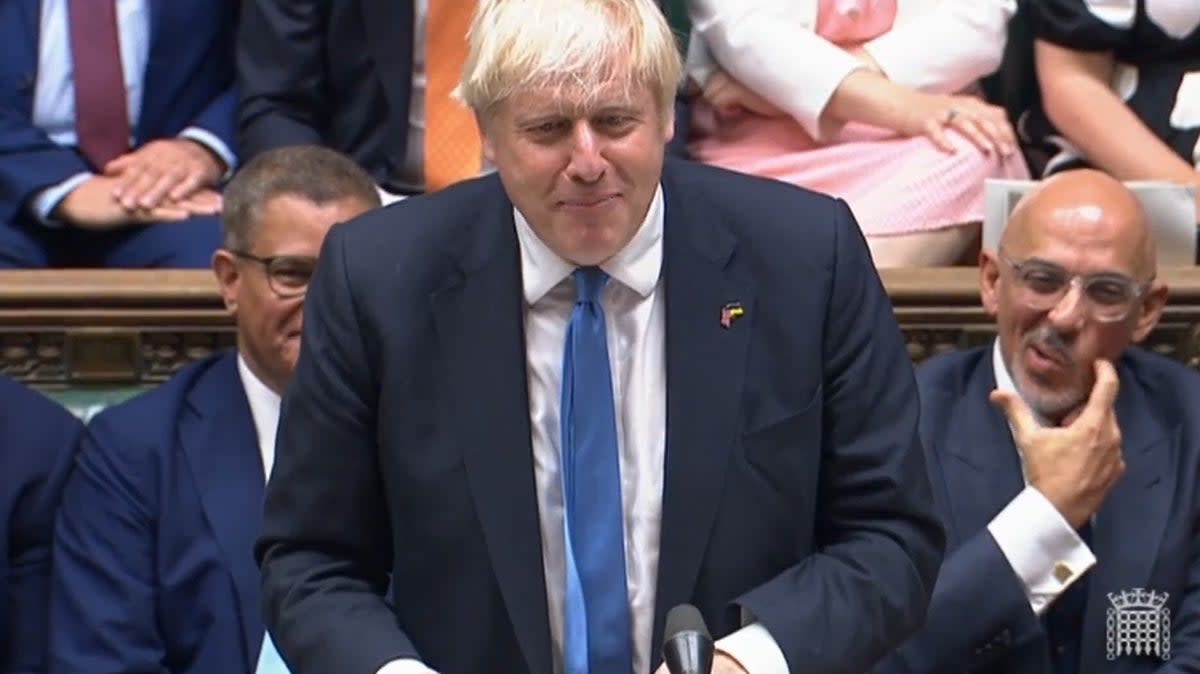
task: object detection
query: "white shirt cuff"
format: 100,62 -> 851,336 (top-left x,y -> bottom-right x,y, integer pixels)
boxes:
375,658 -> 436,674
716,622 -> 789,674
987,485 -> 1096,615
30,172 -> 93,227
179,126 -> 237,181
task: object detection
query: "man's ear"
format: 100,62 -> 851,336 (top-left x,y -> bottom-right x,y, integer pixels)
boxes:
1131,281 -> 1168,343
212,249 -> 241,316
476,111 -> 496,164
979,249 -> 1002,317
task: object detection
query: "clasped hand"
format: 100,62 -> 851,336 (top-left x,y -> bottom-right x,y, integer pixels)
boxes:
56,138 -> 224,230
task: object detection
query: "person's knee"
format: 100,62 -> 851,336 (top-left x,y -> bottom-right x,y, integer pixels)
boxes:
0,220 -> 53,268
101,215 -> 222,268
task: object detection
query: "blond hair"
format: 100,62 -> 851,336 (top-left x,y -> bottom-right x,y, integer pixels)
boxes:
457,0 -> 683,124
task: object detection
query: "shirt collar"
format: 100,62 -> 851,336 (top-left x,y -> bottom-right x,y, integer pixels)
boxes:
236,354 -> 282,469
514,185 -> 664,304
991,338 -> 1049,428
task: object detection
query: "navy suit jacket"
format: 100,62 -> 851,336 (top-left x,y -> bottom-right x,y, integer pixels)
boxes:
1,376 -> 80,674
0,0 -> 239,228
257,159 -> 945,674
50,352 -> 266,674
872,346 -> 1200,673
236,0 -> 688,184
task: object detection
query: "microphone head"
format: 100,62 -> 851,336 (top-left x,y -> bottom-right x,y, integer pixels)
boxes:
662,604 -> 713,674
665,604 -> 711,640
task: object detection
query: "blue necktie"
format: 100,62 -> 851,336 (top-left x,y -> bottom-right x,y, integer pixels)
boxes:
256,633 -> 291,674
560,267 -> 634,674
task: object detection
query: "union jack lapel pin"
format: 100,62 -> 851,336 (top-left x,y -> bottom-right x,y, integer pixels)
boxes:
720,302 -> 745,329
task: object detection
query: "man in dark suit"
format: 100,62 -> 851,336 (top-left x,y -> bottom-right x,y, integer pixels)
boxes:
256,2 -> 943,674
0,0 -> 239,268
48,147 -> 379,674
871,169 -> 1200,673
236,0 -> 691,202
1,376 -> 81,674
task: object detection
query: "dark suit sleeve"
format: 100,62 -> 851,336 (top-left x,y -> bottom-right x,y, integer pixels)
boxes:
236,0 -> 328,161
2,386 -> 81,674
734,201 -> 946,673
1154,497 -> 1200,671
0,102 -> 91,225
184,86 -> 239,163
869,530 -> 1044,673
48,415 -> 165,674
258,226 -> 418,674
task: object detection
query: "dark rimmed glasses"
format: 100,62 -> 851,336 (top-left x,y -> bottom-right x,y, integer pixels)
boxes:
229,251 -> 317,299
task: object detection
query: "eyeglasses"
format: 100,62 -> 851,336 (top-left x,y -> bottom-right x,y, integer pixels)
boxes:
998,249 -> 1152,323
229,250 -> 317,299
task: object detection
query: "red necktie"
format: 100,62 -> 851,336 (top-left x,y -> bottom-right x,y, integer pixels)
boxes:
67,0 -> 131,168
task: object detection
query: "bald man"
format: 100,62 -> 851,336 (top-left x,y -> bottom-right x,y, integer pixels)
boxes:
871,169 -> 1200,674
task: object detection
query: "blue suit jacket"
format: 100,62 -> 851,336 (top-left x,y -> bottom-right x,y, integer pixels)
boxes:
0,0 -> 239,227
257,158 -> 945,674
50,352 -> 266,674
1,376 -> 80,674
872,346 -> 1200,673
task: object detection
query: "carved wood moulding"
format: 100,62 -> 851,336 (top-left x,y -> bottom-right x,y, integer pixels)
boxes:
2,268 -> 1199,385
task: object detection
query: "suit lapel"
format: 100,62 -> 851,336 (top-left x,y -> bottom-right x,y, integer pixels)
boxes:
939,355 -> 1026,545
650,167 -> 755,657
180,353 -> 266,673
429,186 -> 552,674
360,0 -> 415,171
136,0 -> 166,143
1079,362 -> 1171,672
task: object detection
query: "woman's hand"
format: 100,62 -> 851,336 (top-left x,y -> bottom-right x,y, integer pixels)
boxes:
897,91 -> 1017,157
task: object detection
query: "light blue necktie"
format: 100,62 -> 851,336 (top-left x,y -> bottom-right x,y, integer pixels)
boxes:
256,633 -> 291,674
560,267 -> 634,674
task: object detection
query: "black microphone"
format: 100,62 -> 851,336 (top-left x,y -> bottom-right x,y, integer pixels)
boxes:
662,604 -> 714,674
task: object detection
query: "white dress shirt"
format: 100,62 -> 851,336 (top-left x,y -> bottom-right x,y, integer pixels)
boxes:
239,354 -> 288,674
986,339 -> 1097,615
237,355 -> 281,482
30,0 -> 236,223
378,187 -> 787,674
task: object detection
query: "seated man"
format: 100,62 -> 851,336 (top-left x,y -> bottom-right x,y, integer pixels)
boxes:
0,0 -> 239,268
872,169 -> 1199,673
49,146 -> 379,674
1,375 -> 81,674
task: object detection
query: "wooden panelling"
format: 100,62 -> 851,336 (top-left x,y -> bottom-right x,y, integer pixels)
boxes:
3,268 -> 1200,385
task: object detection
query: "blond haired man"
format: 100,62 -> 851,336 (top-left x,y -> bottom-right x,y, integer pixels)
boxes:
257,2 -> 944,674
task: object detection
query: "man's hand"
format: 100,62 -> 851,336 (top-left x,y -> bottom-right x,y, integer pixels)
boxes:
702,69 -> 786,122
653,652 -> 749,674
104,138 -> 225,211
988,359 -> 1125,529
53,176 -> 217,230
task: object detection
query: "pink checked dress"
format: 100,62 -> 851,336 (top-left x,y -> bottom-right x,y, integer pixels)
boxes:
688,0 -> 1030,240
